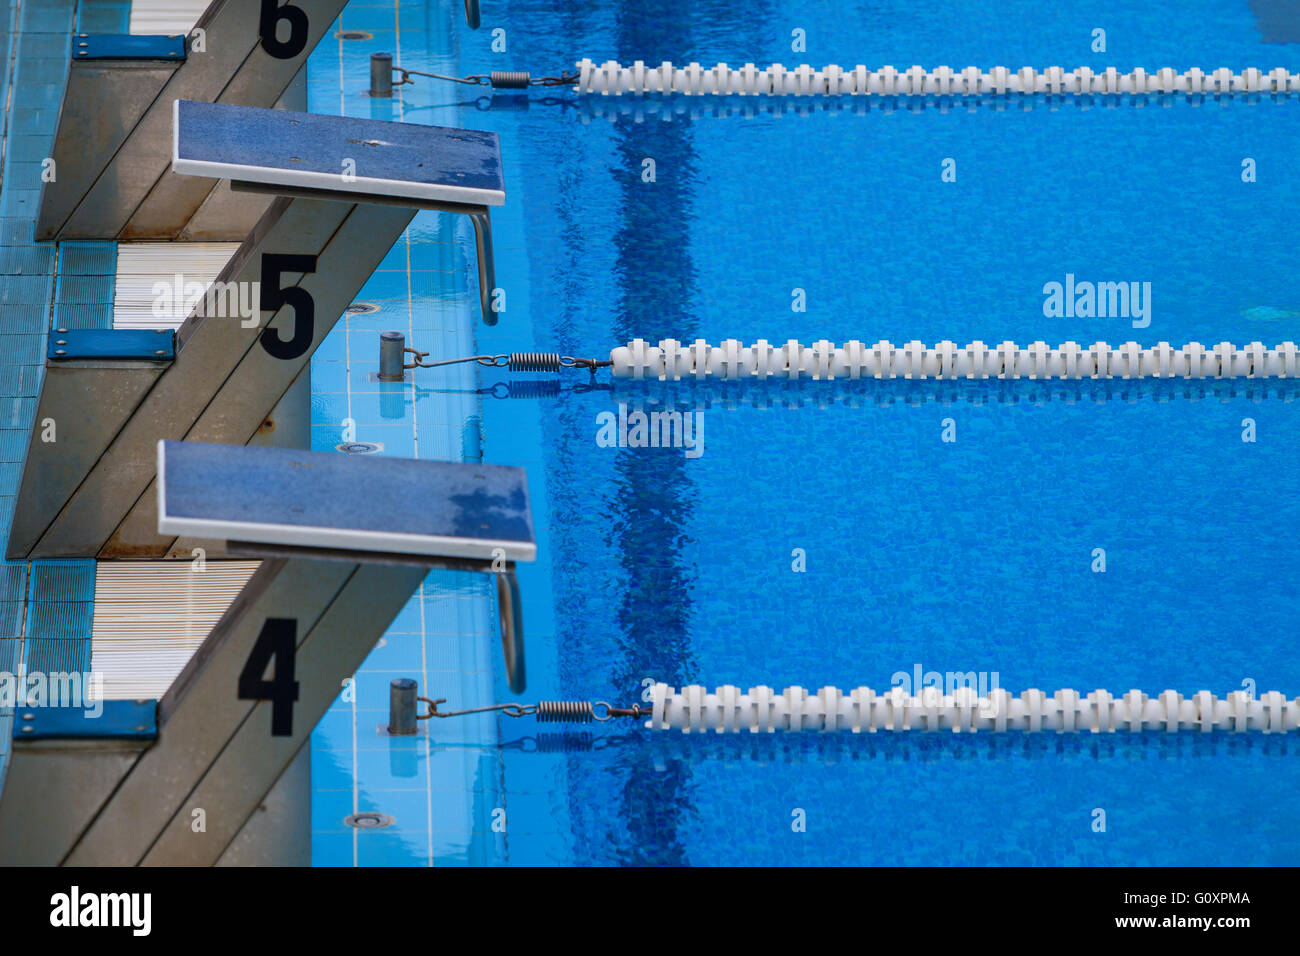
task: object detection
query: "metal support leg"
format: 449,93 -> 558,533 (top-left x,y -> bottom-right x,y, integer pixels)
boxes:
469,208 -> 497,326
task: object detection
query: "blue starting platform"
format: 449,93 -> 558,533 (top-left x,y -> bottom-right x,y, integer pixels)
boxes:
156,441 -> 535,561
172,99 -> 506,207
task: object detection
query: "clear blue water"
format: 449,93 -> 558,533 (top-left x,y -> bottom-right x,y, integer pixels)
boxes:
436,0 -> 1300,864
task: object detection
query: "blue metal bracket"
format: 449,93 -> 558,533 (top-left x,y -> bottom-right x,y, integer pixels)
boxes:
48,328 -> 176,362
13,699 -> 158,741
73,34 -> 187,62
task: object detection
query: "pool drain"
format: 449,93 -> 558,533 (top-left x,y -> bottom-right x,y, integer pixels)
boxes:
335,30 -> 373,41
336,441 -> 384,455
344,812 -> 394,829
346,301 -> 380,315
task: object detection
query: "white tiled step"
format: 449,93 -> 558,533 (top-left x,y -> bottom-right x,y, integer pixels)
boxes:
91,560 -> 260,701
113,241 -> 240,330
129,0 -> 210,35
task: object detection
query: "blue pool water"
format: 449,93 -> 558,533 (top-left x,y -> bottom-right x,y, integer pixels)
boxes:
296,0 -> 1300,865
448,0 -> 1300,865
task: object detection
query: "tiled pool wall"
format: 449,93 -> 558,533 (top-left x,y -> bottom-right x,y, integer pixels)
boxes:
306,2 -> 512,867
0,0 -> 103,786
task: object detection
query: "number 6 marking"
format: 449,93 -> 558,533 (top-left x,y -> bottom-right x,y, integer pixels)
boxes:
260,253 -> 317,360
259,0 -> 310,60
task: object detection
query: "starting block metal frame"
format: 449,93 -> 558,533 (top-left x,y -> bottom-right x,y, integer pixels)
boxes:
0,442 -> 534,866
38,0 -> 347,241
9,102 -> 506,561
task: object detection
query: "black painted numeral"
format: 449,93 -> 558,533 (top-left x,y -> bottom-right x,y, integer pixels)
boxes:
259,0 -> 310,59
260,253 -> 318,360
238,618 -> 300,736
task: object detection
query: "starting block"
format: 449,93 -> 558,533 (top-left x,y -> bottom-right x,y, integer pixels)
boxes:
0,442 -> 534,865
9,102 -> 505,561
37,0 -> 348,240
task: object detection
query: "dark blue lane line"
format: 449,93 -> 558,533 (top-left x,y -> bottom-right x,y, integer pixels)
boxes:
1248,0 -> 1300,43
599,0 -> 709,870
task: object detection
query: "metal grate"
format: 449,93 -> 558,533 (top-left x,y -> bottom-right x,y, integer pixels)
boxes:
112,241 -> 240,330
90,560 -> 259,700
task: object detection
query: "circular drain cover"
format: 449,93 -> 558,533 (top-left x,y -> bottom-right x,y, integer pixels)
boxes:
344,812 -> 394,829
337,441 -> 384,455
335,30 -> 373,40
346,301 -> 380,315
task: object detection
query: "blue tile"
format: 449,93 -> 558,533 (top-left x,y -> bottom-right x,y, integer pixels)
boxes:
28,560 -> 94,602
312,331 -> 348,362
0,366 -> 42,397
54,273 -> 112,304
25,602 -> 91,640
19,5 -> 76,34
0,220 -> 34,244
308,832 -> 355,867
51,302 -> 113,329
0,462 -> 22,491
0,429 -> 30,461
77,0 -> 131,34
0,245 -> 54,274
0,395 -> 33,426
58,241 -> 115,275
355,829 -> 428,866
337,389 -> 397,425
0,275 -> 52,303
0,604 -> 21,639
309,359 -> 349,393
310,423 -> 346,451
309,391 -> 351,423
0,335 -> 42,364
310,747 -> 356,792
0,564 -> 26,603
24,637 -> 90,673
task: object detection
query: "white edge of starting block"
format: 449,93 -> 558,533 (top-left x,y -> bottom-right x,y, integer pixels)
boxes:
170,100 -> 506,208
155,442 -> 536,562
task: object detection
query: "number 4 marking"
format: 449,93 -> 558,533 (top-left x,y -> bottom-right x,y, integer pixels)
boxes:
239,618 -> 300,736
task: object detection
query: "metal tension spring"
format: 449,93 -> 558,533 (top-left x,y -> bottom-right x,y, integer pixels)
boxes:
377,331 -> 610,381
369,53 -> 577,97
420,698 -> 647,723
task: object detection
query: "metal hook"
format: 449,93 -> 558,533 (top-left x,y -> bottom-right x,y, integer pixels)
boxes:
419,696 -> 537,719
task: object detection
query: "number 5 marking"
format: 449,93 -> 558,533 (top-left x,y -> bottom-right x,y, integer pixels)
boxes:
238,618 -> 300,736
260,253 -> 317,360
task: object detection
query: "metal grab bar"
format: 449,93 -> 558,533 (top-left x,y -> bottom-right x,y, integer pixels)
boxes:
496,565 -> 525,693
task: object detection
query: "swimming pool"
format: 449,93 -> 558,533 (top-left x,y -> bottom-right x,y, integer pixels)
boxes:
317,0 -> 1300,865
